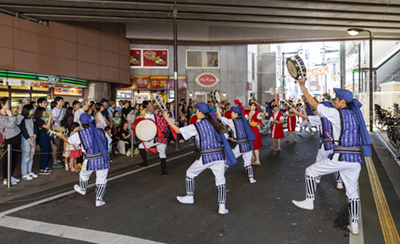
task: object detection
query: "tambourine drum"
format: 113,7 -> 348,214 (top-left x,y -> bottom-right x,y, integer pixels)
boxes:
133,119 -> 157,141
286,55 -> 306,80
211,90 -> 221,104
153,95 -> 167,114
189,114 -> 198,124
224,110 -> 232,119
323,93 -> 332,101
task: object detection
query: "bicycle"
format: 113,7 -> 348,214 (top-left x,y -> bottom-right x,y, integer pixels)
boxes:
386,118 -> 400,149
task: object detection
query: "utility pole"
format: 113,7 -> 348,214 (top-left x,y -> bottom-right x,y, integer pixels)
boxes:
340,41 -> 346,89
173,0 -> 179,150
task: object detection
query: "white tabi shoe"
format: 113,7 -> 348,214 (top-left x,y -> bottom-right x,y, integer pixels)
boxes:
96,200 -> 106,207
292,199 -> 314,210
218,204 -> 229,215
249,178 -> 257,184
337,182 -> 344,190
315,177 -> 321,184
177,196 -> 194,204
74,184 -> 86,195
348,222 -> 359,235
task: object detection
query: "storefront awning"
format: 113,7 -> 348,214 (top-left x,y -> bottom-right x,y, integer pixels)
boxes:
0,70 -> 88,88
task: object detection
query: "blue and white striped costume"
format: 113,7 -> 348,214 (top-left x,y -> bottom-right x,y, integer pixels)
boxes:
221,116 -> 254,180
304,105 -> 362,224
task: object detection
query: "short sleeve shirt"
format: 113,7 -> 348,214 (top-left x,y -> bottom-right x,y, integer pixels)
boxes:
122,108 -> 129,119
221,117 -> 236,138
51,108 -> 64,127
317,104 -> 341,143
35,119 -> 47,134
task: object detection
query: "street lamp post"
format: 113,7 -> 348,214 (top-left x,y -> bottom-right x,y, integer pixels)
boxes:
320,47 -> 340,94
173,1 -> 179,149
347,28 -> 373,132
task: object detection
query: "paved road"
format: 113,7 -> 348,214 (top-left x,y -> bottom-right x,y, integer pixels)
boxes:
0,130 -> 390,243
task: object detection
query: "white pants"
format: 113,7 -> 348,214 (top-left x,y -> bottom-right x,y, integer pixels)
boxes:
315,147 -> 333,162
139,141 -> 167,159
79,160 -> 109,185
186,159 -> 226,186
306,158 -> 361,199
300,120 -> 313,132
233,145 -> 252,167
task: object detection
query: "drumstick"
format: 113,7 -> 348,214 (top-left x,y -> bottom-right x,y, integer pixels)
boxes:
324,130 -> 334,142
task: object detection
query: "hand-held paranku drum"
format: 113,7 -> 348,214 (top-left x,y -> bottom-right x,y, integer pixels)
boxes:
211,90 -> 221,104
286,55 -> 307,80
189,114 -> 198,124
133,118 -> 157,141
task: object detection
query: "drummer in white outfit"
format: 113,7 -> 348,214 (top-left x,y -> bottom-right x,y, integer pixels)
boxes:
215,104 -> 257,184
292,77 -> 372,235
163,102 -> 237,215
136,101 -> 167,168
291,103 -> 344,189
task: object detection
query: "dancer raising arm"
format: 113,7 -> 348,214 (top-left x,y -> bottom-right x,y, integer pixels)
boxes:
163,102 -> 236,215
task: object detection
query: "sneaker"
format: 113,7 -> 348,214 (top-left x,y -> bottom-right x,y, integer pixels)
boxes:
52,163 -> 63,168
337,182 -> 344,190
39,169 -> 51,175
138,163 -> 148,167
179,139 -> 185,143
249,178 -> 257,184
11,176 -> 20,183
348,222 -> 359,235
57,159 -> 62,163
170,140 -> 175,144
292,199 -> 314,210
96,200 -> 106,207
74,184 -> 86,195
22,174 -> 33,180
3,179 -> 17,186
177,195 -> 194,204
65,164 -> 69,171
115,151 -> 120,154
315,176 -> 321,184
45,166 -> 53,172
29,172 -> 38,179
126,149 -> 132,157
218,204 -> 229,215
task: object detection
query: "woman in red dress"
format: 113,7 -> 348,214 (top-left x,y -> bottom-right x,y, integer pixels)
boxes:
284,100 -> 297,142
270,103 -> 284,151
246,101 -> 267,165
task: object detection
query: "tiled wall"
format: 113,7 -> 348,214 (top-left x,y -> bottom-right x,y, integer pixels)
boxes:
0,13 -> 130,84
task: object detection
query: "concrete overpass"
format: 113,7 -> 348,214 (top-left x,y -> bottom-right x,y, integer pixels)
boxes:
1,0 -> 400,44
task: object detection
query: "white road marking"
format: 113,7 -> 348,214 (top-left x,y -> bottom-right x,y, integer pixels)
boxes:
0,216 -> 163,244
0,151 -> 194,243
0,151 -> 194,216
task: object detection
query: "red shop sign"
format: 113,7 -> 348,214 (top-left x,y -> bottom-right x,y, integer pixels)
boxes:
168,76 -> 187,90
142,49 -> 168,68
150,76 -> 168,89
134,76 -> 150,89
195,72 -> 220,88
130,49 -> 142,67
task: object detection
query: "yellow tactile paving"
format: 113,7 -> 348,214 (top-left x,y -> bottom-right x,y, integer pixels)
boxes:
365,157 -> 400,244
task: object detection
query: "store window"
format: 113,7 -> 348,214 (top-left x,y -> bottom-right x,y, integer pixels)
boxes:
187,50 -> 219,69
